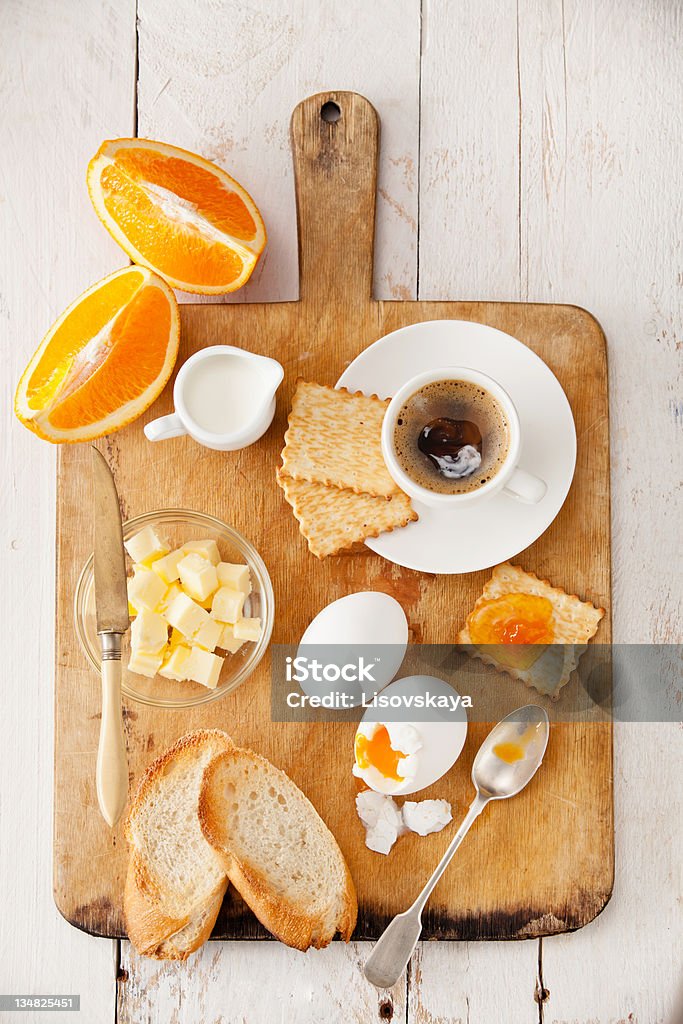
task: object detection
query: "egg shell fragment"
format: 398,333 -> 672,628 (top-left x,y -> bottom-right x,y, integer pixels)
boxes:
355,790 -> 406,855
402,799 -> 453,836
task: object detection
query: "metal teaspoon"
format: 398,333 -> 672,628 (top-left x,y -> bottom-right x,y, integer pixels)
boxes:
364,704 -> 550,989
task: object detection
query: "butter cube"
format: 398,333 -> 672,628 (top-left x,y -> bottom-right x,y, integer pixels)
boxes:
128,648 -> 163,678
233,617 -> 262,642
151,547 -> 186,585
124,526 -> 168,566
211,586 -> 245,624
183,539 -> 220,566
216,561 -> 252,594
193,618 -> 223,653
177,553 -> 219,602
164,592 -> 210,638
131,609 -> 168,653
169,627 -> 186,648
216,622 -> 246,654
159,644 -> 192,681
186,647 -> 224,689
157,582 -> 182,615
128,567 -> 167,612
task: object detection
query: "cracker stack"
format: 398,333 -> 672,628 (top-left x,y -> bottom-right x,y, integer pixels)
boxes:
277,381 -> 417,558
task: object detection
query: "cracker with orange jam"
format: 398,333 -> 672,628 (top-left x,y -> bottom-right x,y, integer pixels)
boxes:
457,563 -> 605,698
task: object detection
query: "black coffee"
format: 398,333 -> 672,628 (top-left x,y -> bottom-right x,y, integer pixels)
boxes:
393,379 -> 510,494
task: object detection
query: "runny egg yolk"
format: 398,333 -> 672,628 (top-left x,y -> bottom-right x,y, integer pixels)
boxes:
467,593 -> 555,645
355,726 -> 406,781
493,741 -> 525,764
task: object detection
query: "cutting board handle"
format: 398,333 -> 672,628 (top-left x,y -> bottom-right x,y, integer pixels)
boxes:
290,92 -> 379,305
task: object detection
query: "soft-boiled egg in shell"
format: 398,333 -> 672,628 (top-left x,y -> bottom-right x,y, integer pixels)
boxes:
297,592 -> 408,706
353,675 -> 468,796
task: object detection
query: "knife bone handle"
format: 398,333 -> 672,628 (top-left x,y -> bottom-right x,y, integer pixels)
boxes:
96,631 -> 128,828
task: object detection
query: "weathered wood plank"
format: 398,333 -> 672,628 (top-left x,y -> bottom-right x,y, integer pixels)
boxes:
0,1 -> 137,1021
518,0 -> 683,643
515,2 -> 683,1020
118,942 -> 407,1024
136,0 -> 421,302
413,1 -> 683,1021
418,0 -> 522,301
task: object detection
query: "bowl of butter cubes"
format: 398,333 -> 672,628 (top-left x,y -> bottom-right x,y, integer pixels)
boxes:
75,509 -> 274,707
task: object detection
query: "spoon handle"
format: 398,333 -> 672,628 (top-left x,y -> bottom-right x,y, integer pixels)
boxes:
364,793 -> 488,989
413,792 -> 489,914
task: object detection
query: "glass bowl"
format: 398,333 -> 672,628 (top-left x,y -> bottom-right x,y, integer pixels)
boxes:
74,509 -> 274,708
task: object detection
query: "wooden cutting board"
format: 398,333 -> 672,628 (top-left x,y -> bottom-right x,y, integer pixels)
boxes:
54,92 -> 612,941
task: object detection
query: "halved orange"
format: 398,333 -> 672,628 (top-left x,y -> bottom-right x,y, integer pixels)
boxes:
87,139 -> 266,294
15,266 -> 179,443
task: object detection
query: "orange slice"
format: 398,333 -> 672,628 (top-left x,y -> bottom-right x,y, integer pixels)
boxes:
87,139 -> 266,294
15,266 -> 179,443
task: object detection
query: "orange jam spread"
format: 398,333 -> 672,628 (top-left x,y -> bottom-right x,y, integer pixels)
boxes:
493,741 -> 526,764
355,726 -> 406,781
469,593 -> 555,644
467,593 -> 555,669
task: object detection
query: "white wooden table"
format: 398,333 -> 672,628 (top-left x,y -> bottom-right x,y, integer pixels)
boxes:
1,2 -> 681,1021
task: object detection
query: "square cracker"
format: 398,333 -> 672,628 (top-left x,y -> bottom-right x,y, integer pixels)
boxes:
457,563 -> 605,698
277,471 -> 417,559
281,381 -> 399,497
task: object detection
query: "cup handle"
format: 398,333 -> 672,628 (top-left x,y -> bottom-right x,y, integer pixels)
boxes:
504,467 -> 547,504
144,413 -> 187,442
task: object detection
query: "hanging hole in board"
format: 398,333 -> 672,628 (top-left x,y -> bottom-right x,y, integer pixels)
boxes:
321,101 -> 341,124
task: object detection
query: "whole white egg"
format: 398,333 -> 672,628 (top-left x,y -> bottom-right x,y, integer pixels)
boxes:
354,675 -> 468,795
296,592 -> 408,706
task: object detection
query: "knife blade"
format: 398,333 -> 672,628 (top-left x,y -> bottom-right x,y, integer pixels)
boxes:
92,447 -> 129,635
91,446 -> 129,828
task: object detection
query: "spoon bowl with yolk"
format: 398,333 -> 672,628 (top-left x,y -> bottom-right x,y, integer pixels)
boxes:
471,704 -> 549,800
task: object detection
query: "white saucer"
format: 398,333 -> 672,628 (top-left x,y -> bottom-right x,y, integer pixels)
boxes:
336,320 -> 576,574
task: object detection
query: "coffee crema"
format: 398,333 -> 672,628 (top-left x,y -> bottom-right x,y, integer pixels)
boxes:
392,379 -> 510,494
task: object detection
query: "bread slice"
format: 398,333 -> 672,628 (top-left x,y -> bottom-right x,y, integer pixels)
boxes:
124,859 -> 227,961
124,730 -> 233,926
199,748 -> 357,950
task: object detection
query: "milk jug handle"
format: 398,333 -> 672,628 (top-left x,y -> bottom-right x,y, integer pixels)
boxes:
144,413 -> 187,442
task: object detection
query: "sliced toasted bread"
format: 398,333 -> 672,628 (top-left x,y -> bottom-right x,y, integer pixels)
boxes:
124,730 -> 233,925
124,860 -> 227,961
199,748 -> 357,950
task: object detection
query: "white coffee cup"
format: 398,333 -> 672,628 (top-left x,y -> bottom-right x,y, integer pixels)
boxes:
381,366 -> 547,507
145,345 -> 284,452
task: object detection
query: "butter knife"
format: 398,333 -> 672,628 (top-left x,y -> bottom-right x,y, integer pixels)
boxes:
91,447 -> 130,827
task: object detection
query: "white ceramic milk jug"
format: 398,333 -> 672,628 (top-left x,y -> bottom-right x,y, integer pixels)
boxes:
145,345 -> 284,452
